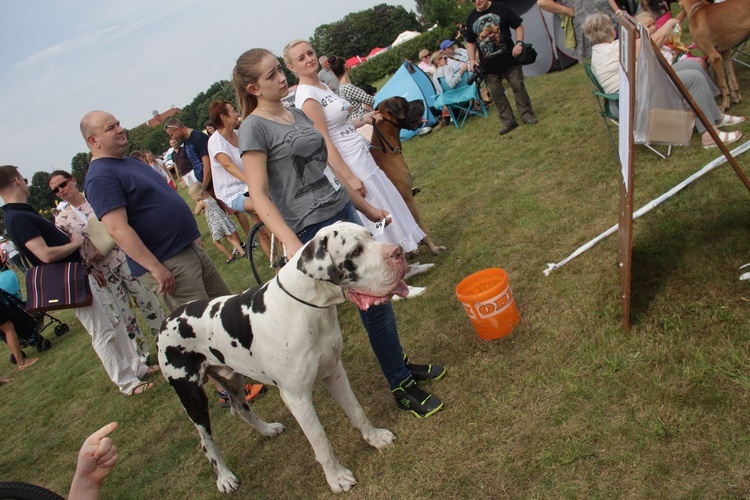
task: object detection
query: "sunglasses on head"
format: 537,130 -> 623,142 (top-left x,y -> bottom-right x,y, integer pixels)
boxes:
51,180 -> 69,194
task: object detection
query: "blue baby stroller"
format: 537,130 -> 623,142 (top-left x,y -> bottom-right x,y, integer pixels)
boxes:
0,270 -> 69,364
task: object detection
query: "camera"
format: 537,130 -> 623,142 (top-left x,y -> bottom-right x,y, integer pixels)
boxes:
467,66 -> 485,85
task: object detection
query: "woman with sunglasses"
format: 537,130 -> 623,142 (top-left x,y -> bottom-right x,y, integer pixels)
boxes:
234,47 -> 445,418
431,50 -> 469,92
49,170 -> 166,366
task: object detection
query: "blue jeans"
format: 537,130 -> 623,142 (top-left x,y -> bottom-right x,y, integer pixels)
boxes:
296,201 -> 411,390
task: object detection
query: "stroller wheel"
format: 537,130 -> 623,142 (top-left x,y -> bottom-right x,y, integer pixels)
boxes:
54,324 -> 69,336
40,339 -> 51,351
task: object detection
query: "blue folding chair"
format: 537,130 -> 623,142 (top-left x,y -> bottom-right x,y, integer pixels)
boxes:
433,73 -> 488,128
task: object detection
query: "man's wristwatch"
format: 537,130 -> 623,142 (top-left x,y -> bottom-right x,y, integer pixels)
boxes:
516,41 -> 524,46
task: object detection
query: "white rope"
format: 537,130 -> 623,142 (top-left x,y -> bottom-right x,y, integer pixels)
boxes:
544,140 -> 750,276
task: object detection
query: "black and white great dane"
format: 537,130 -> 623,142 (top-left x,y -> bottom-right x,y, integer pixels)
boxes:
157,221 -> 410,493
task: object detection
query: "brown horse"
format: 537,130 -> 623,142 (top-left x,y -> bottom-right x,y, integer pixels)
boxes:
679,0 -> 750,111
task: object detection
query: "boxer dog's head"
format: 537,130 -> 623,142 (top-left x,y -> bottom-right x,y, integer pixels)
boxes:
377,97 -> 426,131
296,222 -> 409,309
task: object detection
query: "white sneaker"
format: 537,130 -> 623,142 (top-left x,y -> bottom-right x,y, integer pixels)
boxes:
404,262 -> 435,280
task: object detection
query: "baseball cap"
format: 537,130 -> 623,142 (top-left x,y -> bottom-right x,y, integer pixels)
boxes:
440,40 -> 455,51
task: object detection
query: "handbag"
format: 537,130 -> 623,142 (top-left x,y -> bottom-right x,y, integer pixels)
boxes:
70,203 -> 117,256
25,261 -> 92,312
86,217 -> 117,256
516,42 -> 538,66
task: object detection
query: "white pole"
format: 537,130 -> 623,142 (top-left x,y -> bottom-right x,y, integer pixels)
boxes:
544,140 -> 750,276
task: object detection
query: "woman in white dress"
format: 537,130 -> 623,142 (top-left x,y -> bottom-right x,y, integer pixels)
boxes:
285,40 -> 426,254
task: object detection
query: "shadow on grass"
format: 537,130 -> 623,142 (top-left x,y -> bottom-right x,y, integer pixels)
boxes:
629,198 -> 750,323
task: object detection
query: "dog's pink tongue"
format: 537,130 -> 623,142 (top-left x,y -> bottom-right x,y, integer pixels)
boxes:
392,280 -> 409,298
346,281 -> 409,310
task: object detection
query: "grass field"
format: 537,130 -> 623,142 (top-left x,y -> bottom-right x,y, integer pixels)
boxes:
1,54 -> 750,498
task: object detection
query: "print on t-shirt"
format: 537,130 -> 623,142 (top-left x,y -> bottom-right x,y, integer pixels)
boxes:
184,143 -> 204,181
473,13 -> 509,59
283,129 -> 331,197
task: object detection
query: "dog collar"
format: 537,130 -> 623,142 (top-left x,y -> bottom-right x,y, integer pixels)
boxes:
275,275 -> 328,309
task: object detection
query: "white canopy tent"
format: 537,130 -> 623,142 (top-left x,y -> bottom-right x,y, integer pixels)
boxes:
391,30 -> 421,47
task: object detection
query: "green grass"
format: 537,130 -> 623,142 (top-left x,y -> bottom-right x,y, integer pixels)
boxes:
2,60 -> 750,499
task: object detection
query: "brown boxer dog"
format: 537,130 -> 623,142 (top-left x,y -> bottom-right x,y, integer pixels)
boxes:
679,0 -> 750,111
370,97 -> 446,255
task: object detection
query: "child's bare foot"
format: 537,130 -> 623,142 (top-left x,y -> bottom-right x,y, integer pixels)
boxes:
17,357 -> 39,371
0,377 -> 14,384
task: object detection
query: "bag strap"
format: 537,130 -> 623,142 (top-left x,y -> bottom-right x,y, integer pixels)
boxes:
68,204 -> 89,225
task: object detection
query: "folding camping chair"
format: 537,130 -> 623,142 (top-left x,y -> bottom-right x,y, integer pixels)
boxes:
433,73 -> 488,129
583,62 -> 671,159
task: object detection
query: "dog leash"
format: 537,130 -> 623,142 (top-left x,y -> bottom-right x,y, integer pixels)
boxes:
275,275 -> 328,309
369,117 -> 402,155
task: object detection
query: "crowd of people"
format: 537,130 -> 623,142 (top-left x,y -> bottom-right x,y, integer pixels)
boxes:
0,0 -> 745,495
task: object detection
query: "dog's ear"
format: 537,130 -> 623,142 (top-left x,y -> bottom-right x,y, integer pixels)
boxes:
297,235 -> 340,284
384,98 -> 406,120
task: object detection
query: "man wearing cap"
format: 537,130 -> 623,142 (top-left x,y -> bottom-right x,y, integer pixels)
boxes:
465,0 -> 538,135
440,39 -> 470,73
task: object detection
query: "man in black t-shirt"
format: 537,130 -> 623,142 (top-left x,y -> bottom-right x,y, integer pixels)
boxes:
465,0 -> 538,135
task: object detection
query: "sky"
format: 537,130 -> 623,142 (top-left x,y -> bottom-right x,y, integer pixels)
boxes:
0,0 -> 418,181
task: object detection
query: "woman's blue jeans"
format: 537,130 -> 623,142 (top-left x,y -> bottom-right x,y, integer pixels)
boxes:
296,201 -> 411,390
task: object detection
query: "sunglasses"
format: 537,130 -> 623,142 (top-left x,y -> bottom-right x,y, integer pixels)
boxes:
51,180 -> 69,194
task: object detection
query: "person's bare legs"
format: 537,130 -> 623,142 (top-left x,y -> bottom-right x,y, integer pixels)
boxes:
212,239 -> 233,260
1,321 -> 38,371
226,232 -> 246,258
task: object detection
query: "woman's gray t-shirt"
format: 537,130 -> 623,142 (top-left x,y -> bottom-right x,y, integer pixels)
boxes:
238,107 -> 348,233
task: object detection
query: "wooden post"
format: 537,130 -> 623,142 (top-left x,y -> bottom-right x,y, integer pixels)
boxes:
618,18 -> 637,332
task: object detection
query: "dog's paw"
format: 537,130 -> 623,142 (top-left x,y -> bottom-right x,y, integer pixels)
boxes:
216,472 -> 240,493
327,467 -> 357,493
260,422 -> 285,438
364,427 -> 396,449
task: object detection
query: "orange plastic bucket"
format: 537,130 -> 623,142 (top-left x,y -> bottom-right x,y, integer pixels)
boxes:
455,268 -> 521,340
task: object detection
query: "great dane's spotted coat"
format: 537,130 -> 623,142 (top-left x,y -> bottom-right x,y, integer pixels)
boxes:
157,222 -> 409,493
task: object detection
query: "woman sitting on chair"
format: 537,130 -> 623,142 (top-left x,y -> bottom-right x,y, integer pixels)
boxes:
584,11 -> 744,149
431,51 -> 468,93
